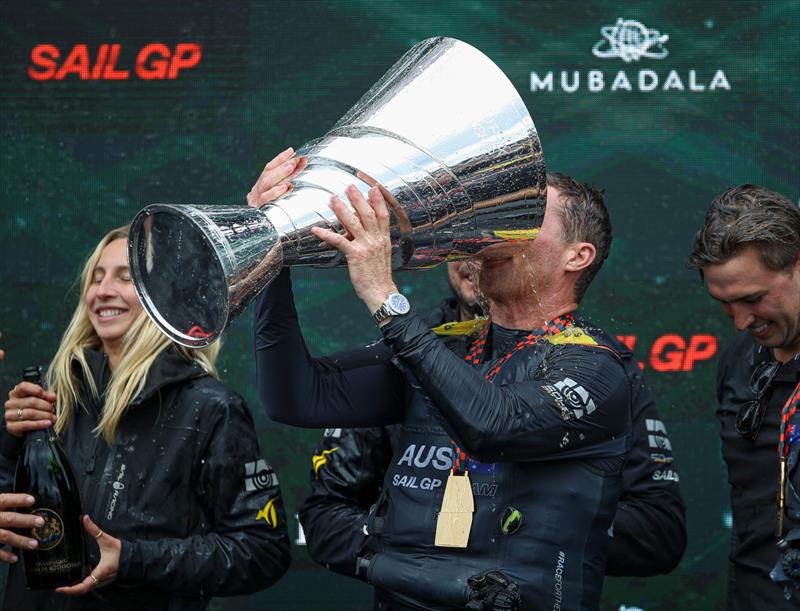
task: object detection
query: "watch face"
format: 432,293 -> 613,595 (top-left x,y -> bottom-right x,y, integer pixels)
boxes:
388,293 -> 410,315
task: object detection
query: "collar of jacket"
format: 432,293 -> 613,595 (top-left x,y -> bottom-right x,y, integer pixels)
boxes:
78,345 -> 209,407
752,340 -> 800,383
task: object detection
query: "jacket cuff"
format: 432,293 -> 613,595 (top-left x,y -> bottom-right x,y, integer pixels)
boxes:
380,312 -> 437,359
0,431 -> 19,492
116,539 -> 143,584
0,427 -> 23,463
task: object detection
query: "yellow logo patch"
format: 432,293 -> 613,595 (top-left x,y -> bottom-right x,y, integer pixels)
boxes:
546,326 -> 598,346
256,497 -> 280,528
431,317 -> 488,337
312,448 -> 339,478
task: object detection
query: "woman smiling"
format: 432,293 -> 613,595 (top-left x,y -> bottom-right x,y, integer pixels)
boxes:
2,226 -> 290,611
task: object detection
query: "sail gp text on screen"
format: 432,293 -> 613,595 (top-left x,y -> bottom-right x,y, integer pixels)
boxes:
530,18 -> 731,93
27,43 -> 202,80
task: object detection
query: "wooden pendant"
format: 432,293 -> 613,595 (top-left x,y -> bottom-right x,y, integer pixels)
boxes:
435,472 -> 474,548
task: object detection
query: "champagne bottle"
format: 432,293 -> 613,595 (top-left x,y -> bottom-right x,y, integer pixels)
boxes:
13,366 -> 87,589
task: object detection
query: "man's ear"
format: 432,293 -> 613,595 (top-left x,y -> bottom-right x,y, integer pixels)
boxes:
564,242 -> 596,273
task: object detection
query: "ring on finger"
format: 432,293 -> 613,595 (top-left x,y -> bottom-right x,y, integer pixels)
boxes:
16,408 -> 23,421
90,574 -> 99,586
94,529 -> 104,539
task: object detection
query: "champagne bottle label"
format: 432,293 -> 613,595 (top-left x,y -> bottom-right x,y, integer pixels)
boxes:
31,508 -> 65,551
27,558 -> 84,575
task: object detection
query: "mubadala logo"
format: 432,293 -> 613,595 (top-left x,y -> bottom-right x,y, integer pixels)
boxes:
530,17 -> 730,93
592,18 -> 669,62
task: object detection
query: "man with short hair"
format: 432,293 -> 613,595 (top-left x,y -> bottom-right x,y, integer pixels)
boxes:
299,258 -> 686,589
252,160 -> 632,609
688,184 -> 800,609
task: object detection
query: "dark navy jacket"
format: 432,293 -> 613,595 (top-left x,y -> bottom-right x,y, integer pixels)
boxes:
717,332 -> 800,610
299,300 -> 686,588
256,269 -> 633,610
1,347 -> 290,611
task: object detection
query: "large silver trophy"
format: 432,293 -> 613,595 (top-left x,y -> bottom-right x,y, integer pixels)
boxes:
128,37 -> 546,347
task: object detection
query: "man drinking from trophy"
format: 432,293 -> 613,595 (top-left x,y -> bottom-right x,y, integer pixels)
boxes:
123,37 -> 635,611
249,151 -> 631,611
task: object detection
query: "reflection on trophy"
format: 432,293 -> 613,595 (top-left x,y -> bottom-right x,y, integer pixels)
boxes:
128,36 -> 547,347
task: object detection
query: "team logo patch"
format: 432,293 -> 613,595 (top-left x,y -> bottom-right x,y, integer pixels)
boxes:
256,497 -> 280,528
542,377 -> 597,420
312,448 -> 338,478
244,459 -> 279,492
500,507 -> 522,535
646,419 -> 673,451
648,435 -> 672,450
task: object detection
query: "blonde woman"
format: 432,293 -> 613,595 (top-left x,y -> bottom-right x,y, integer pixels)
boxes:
1,227 -> 290,611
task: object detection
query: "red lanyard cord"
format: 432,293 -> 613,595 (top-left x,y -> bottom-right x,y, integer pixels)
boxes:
779,381 -> 800,459
451,315 -> 575,475
776,377 -> 800,536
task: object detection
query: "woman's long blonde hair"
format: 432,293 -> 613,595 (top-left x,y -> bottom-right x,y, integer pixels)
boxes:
47,226 -> 220,445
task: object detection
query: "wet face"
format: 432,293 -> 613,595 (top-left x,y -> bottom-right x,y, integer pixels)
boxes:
704,245 -> 800,358
477,186 -> 568,302
85,238 -> 143,354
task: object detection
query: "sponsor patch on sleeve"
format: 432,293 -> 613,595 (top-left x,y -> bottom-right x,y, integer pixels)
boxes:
256,496 -> 281,528
645,419 -> 673,451
311,447 -> 339,478
244,459 -> 279,491
542,377 -> 597,420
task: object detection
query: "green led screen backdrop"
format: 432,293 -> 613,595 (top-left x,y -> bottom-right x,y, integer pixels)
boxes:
1,1 -> 798,609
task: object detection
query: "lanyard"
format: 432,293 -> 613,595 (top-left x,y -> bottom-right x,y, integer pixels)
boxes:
775,375 -> 800,537
450,315 -> 575,475
778,380 -> 800,459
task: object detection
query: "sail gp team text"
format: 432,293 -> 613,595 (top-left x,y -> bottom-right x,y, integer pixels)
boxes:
530,69 -> 730,93
392,443 -> 499,497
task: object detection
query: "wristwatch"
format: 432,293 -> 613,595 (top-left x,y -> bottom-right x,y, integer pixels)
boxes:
371,292 -> 411,325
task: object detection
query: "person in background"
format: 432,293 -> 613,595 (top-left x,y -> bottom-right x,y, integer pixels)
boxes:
298,261 -> 686,591
688,184 -> 800,609
1,226 -> 290,611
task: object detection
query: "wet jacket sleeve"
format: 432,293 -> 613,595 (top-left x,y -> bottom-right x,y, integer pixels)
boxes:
116,392 -> 291,595
605,358 -> 687,575
0,424 -> 22,492
381,313 -> 629,463
299,426 -> 395,577
254,268 -> 405,428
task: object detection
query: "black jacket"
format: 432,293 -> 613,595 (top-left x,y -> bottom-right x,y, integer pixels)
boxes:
1,347 -> 290,611
717,332 -> 800,610
256,270 -> 632,610
299,300 -> 686,584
